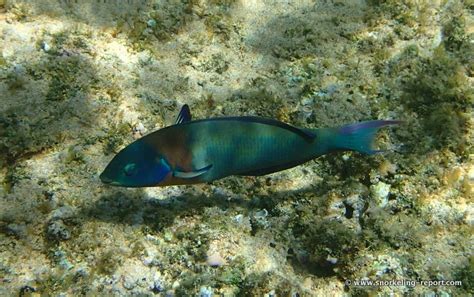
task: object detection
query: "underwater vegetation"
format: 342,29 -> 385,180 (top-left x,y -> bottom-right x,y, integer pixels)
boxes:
0,0 -> 473,296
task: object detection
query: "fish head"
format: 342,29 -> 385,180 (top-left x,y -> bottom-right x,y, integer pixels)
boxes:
100,140 -> 171,187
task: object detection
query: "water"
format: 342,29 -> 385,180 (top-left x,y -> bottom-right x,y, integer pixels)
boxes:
0,0 -> 472,296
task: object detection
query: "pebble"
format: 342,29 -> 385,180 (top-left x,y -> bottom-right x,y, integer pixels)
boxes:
123,274 -> 138,290
5,223 -> 27,239
300,97 -> 313,106
41,41 -> 50,52
232,214 -> 244,224
74,267 -> 89,280
133,122 -> 146,138
13,63 -> 26,75
254,209 -> 270,228
54,250 -> 74,270
467,165 -> 474,181
147,19 -> 157,27
345,194 -> 365,219
47,219 -> 71,241
255,209 -> 268,219
199,286 -> 213,297
150,277 -> 164,293
51,206 -> 75,220
371,182 -> 391,207
327,256 -> 338,264
206,251 -> 226,267
265,290 -> 276,297
163,231 -> 173,242
19,286 -> 36,295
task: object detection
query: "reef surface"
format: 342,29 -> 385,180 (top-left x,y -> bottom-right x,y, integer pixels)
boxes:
0,0 -> 473,296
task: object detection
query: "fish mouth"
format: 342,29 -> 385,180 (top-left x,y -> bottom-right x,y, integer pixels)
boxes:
99,173 -> 120,186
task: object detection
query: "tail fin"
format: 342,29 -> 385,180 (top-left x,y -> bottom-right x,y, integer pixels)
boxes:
331,120 -> 401,155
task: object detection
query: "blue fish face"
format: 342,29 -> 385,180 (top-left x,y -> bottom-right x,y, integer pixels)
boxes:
100,140 -> 171,187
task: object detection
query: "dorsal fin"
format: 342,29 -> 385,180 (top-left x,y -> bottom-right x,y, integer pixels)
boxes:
206,117 -> 316,142
175,104 -> 192,124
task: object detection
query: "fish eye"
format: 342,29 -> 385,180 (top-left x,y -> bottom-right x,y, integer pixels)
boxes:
124,163 -> 137,176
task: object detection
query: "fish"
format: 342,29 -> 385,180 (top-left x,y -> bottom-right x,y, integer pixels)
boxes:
100,104 -> 400,187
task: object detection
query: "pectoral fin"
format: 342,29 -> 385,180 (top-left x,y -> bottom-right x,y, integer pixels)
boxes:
173,164 -> 212,179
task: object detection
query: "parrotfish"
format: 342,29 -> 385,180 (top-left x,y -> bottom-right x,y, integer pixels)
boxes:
100,105 -> 399,187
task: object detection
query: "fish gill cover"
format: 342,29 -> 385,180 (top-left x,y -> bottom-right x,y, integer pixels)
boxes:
0,0 -> 473,296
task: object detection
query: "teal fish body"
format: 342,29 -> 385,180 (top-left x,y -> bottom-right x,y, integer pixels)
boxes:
100,105 -> 399,187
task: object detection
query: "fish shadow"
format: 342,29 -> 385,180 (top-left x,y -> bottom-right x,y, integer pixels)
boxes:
80,186 -> 249,231
80,183 -> 295,231
80,181 -> 350,278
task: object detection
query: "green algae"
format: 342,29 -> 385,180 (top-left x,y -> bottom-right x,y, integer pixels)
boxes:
364,210 -> 426,250
64,145 -> 85,165
95,249 -> 124,275
366,0 -> 435,33
454,256 -> 474,293
120,0 -> 197,50
8,2 -> 30,22
443,14 -> 468,52
0,29 -> 100,171
198,53 -> 229,74
102,122 -> 132,155
1,0 -> 473,296
399,45 -> 472,154
5,70 -> 26,91
217,261 -> 245,286
2,164 -> 28,194
46,61 -> 85,101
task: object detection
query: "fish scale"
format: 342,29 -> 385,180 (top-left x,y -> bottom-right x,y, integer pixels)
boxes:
100,105 -> 400,187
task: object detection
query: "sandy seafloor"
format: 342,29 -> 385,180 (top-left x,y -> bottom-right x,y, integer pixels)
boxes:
0,0 -> 473,296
